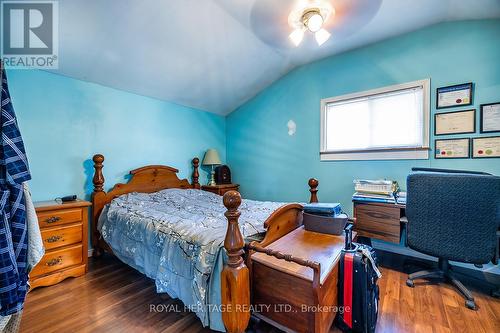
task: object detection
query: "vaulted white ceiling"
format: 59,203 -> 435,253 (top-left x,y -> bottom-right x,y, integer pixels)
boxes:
53,0 -> 500,115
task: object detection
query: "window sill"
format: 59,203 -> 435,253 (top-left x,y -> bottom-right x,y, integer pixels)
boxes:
320,148 -> 429,161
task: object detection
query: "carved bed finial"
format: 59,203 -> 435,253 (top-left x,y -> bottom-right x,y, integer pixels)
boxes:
192,157 -> 200,189
93,154 -> 105,192
221,190 -> 250,333
308,178 -> 319,203
223,191 -> 244,266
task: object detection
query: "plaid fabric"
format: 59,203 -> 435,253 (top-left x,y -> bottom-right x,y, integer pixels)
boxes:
0,67 -> 31,316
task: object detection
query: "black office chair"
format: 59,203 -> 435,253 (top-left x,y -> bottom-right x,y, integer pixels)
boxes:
405,168 -> 500,310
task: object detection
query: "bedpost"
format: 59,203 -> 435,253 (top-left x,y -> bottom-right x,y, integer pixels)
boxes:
91,154 -> 106,257
192,157 -> 200,189
221,191 -> 251,333
308,178 -> 319,203
93,154 -> 105,192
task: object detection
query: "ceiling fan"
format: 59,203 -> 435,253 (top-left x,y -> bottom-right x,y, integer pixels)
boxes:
288,0 -> 334,46
247,0 -> 382,50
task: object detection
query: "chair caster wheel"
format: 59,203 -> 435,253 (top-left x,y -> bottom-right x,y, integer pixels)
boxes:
465,300 -> 476,310
406,279 -> 414,288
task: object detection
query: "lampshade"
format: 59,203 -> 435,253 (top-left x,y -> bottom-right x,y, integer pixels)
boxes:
315,28 -> 331,46
305,12 -> 323,33
202,149 -> 221,166
289,28 -> 304,46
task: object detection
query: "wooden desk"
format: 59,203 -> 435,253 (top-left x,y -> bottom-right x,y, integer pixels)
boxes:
353,201 -> 406,244
250,226 -> 354,333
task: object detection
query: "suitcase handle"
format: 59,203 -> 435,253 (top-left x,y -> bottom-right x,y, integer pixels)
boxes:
344,223 -> 354,250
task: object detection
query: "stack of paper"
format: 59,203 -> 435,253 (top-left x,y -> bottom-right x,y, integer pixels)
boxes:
354,179 -> 398,195
352,179 -> 399,204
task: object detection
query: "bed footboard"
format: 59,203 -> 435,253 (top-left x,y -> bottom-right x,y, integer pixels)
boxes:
220,178 -> 319,333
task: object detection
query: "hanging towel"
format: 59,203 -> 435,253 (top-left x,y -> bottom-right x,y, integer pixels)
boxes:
0,66 -> 32,316
24,183 -> 43,273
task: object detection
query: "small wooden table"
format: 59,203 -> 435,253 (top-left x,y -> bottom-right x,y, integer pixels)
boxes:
201,183 -> 239,196
250,226 -> 354,333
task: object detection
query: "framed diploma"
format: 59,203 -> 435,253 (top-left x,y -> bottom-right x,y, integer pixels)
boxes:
480,102 -> 500,133
436,83 -> 473,109
435,138 -> 470,159
435,109 -> 475,135
472,136 -> 500,158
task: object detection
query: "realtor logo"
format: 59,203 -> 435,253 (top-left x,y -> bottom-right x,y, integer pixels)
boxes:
1,1 -> 58,69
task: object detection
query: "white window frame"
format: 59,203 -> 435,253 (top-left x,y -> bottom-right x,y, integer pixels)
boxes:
320,79 -> 431,161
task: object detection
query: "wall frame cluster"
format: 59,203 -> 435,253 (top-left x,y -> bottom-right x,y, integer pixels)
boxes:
434,82 -> 500,159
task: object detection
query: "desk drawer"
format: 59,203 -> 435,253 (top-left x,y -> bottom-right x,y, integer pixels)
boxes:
355,204 -> 400,243
37,208 -> 82,228
41,224 -> 82,250
31,244 -> 83,277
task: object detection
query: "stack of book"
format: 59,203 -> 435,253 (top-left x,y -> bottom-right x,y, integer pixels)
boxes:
352,179 -> 399,204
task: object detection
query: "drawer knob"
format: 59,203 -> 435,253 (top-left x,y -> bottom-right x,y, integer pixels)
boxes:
46,235 -> 62,243
46,216 -> 61,223
46,256 -> 63,266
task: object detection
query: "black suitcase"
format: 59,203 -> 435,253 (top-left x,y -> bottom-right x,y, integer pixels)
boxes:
337,223 -> 380,333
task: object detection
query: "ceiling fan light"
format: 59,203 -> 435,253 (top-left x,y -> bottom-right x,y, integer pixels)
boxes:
289,29 -> 304,46
305,13 -> 323,32
315,28 -> 331,46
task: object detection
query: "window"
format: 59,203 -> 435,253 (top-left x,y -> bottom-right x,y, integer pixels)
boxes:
320,79 -> 430,161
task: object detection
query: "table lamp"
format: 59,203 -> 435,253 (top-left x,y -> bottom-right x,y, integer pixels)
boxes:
202,148 -> 221,186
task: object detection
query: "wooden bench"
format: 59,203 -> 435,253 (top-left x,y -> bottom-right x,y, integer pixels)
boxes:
249,226 -> 355,333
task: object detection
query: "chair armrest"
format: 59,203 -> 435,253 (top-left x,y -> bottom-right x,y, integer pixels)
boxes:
400,217 -> 408,247
494,230 -> 500,265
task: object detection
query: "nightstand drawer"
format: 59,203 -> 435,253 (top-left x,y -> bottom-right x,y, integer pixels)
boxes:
202,184 -> 239,196
41,224 -> 83,250
218,186 -> 239,196
37,208 -> 83,228
31,244 -> 83,277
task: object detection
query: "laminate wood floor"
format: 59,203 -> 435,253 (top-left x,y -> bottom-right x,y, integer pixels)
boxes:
20,255 -> 500,333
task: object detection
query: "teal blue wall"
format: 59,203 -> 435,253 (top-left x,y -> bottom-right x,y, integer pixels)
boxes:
227,20 -> 500,212
8,70 -> 226,202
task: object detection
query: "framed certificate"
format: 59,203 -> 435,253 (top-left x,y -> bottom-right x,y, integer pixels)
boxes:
472,136 -> 500,158
435,109 -> 475,135
435,138 -> 470,159
480,102 -> 500,133
436,83 -> 473,109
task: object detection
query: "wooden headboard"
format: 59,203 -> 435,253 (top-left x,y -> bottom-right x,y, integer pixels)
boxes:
91,153 -> 200,256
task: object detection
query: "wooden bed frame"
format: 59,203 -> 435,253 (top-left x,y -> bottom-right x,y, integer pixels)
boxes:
90,154 -> 319,333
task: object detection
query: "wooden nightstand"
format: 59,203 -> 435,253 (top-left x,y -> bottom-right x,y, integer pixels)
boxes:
29,199 -> 91,290
201,184 -> 239,196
